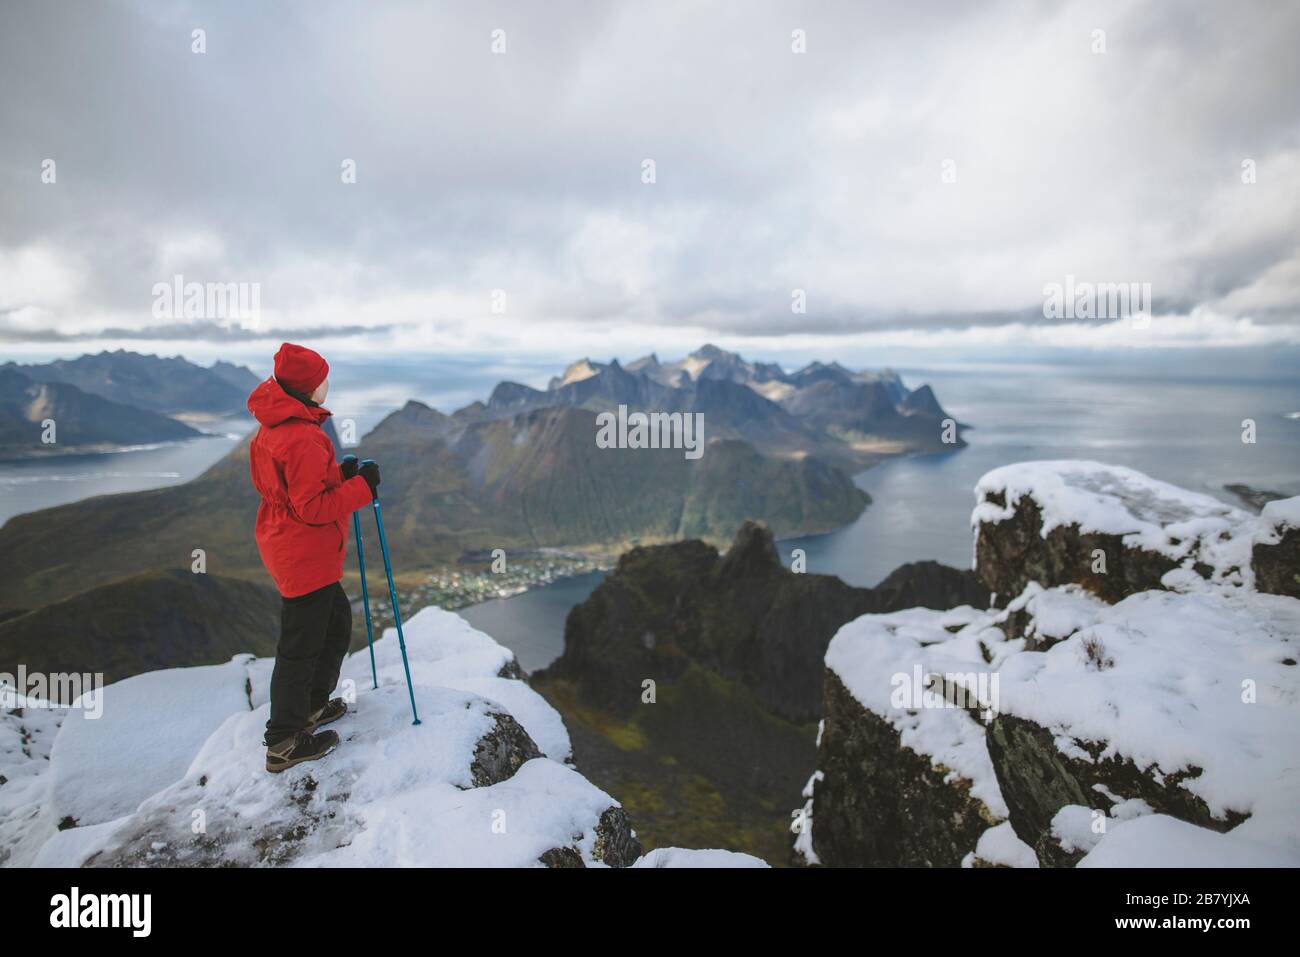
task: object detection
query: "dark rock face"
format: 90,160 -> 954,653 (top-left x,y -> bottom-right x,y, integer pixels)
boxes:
535,808 -> 643,868
592,806 -> 644,867
469,713 -> 543,788
984,712 -> 1244,867
1224,483 -> 1286,513
537,520 -> 989,724
875,560 -> 993,612
1253,523 -> 1300,599
809,672 -> 995,866
974,494 -> 1177,604
496,657 -> 527,680
532,520 -> 986,859
538,846 -> 586,868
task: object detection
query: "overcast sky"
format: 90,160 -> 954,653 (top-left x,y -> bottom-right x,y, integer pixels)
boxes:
2,0 -> 1298,362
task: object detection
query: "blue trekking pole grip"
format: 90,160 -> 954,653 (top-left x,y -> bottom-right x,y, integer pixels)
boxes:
342,455 -> 378,690
363,459 -> 421,725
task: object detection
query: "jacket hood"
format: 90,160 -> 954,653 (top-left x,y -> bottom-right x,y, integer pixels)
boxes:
247,377 -> 332,428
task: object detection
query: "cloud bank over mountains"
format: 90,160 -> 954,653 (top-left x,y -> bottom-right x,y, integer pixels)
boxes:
2,0 -> 1297,355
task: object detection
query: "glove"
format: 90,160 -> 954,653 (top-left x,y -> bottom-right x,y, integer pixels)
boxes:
358,460 -> 381,500
340,455 -> 359,480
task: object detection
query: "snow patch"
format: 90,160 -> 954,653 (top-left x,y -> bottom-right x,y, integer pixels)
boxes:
1079,814 -> 1300,868
632,847 -> 769,868
49,658 -> 255,829
963,821 -> 1038,868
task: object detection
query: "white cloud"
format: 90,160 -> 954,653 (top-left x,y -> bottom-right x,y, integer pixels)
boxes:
0,0 -> 1296,351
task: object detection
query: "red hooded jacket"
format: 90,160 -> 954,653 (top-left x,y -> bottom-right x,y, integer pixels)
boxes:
246,378 -> 374,598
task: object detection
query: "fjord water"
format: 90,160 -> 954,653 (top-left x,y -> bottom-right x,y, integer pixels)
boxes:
0,419 -> 248,527
784,361 -> 1300,588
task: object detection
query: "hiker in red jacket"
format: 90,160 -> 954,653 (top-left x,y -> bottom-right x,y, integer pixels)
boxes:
247,343 -> 379,772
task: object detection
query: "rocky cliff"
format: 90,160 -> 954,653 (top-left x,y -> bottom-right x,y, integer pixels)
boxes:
538,520 -> 988,723
532,521 -> 988,861
801,461 -> 1300,868
1253,497 -> 1300,599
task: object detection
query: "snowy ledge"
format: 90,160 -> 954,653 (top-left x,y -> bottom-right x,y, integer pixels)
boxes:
814,461 -> 1300,867
1256,495 -> 1300,545
1,607 -> 766,869
824,605 -> 1014,822
821,583 -> 1300,867
972,460 -> 1255,586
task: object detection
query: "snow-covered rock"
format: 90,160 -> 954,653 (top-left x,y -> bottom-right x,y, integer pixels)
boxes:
804,605 -> 1013,866
2,606 -> 755,868
1253,495 -> 1300,598
973,460 -> 1255,601
985,587 -> 1300,859
802,462 -> 1300,868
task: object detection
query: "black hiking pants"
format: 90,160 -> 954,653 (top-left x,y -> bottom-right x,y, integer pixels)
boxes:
264,581 -> 352,746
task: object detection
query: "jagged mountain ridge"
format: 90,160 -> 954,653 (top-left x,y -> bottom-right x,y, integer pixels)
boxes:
528,521 -> 989,860
3,350 -> 261,415
460,345 -> 961,471
351,403 -> 869,569
536,520 -> 989,723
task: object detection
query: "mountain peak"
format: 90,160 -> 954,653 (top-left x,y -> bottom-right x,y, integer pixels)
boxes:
717,519 -> 782,580
552,358 -> 603,389
692,343 -> 737,361
627,353 -> 660,372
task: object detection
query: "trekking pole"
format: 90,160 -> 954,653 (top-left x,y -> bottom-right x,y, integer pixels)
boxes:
363,459 -> 421,725
342,455 -> 378,690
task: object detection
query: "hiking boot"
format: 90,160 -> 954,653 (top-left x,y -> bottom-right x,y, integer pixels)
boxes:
307,697 -> 348,732
266,729 -> 340,774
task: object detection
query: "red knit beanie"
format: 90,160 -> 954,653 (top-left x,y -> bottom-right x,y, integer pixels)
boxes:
273,343 -> 329,395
